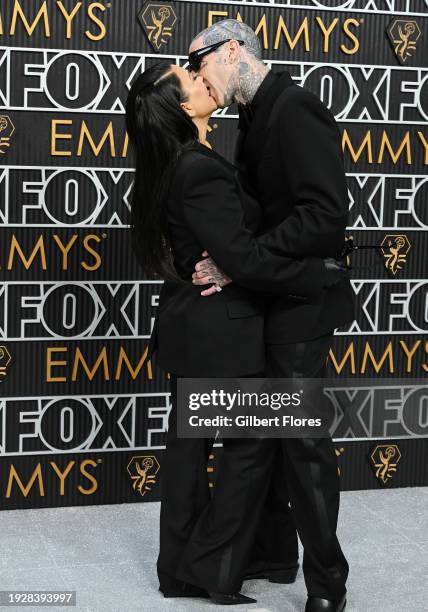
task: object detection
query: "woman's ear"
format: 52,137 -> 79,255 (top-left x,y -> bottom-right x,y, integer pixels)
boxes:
180,102 -> 195,117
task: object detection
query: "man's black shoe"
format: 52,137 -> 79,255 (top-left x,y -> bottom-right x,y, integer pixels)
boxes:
244,564 -> 299,584
208,591 -> 257,605
305,594 -> 346,612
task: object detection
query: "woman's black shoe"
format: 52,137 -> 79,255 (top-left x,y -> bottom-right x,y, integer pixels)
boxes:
160,583 -> 209,598
208,591 -> 257,605
158,570 -> 209,598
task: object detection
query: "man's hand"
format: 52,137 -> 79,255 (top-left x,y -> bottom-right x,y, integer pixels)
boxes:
192,251 -> 232,296
323,257 -> 351,288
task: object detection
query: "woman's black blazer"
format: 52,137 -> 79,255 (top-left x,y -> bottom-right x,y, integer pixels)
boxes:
155,142 -> 326,377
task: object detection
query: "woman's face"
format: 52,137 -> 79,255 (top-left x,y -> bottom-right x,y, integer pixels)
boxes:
169,65 -> 217,119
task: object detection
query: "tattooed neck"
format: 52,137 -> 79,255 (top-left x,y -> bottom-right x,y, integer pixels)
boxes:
234,61 -> 269,105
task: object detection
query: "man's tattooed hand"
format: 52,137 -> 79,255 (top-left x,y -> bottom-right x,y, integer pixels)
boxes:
192,251 -> 232,297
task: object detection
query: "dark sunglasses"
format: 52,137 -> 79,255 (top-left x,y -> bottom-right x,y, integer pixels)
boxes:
187,39 -> 244,72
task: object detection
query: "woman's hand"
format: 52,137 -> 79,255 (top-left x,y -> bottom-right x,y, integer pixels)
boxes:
192,251 -> 232,296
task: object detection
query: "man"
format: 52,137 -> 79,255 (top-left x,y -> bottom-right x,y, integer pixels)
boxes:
183,19 -> 355,612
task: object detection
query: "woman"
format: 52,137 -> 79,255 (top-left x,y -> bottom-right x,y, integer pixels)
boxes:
125,63 -> 340,605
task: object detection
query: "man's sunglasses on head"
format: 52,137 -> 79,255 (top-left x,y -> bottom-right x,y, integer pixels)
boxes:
187,39 -> 244,72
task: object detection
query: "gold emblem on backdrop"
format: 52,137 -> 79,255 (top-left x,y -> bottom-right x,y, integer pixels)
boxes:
387,19 -> 421,64
137,3 -> 177,52
335,447 -> 345,476
127,455 -> 160,497
0,115 -> 15,155
381,234 -> 411,275
370,444 -> 401,485
207,452 -> 216,489
0,345 -> 12,381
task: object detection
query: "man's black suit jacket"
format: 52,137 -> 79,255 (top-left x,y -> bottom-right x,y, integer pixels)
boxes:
236,70 -> 355,344
156,143 -> 329,376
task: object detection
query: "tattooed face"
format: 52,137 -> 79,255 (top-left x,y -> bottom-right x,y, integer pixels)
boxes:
188,37 -> 239,108
188,35 -> 269,106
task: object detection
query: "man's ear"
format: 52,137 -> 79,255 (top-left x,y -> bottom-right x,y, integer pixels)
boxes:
181,102 -> 195,117
228,40 -> 241,64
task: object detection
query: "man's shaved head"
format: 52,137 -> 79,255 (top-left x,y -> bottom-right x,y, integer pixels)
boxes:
192,19 -> 262,60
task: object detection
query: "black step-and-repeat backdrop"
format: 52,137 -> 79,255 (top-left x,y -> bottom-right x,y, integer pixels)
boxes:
0,0 -> 427,509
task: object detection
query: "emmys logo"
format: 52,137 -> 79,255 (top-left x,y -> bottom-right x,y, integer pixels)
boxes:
387,19 -> 421,64
0,115 -> 15,154
127,455 -> 160,497
381,234 -> 411,275
0,346 -> 11,381
137,2 -> 177,52
370,444 -> 401,485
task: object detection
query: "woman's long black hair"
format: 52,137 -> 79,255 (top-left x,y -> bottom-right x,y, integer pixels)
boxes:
125,63 -> 198,278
